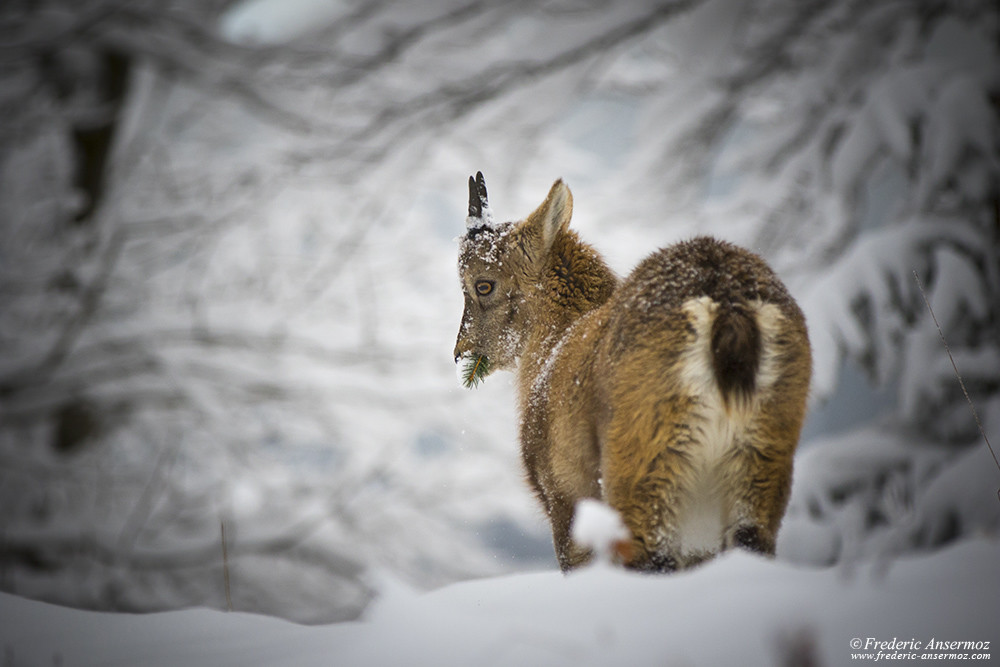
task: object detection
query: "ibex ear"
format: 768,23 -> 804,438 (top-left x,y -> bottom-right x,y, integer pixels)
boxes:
523,179 -> 573,259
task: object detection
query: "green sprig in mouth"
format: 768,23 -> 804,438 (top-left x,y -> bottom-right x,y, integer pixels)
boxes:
460,354 -> 491,389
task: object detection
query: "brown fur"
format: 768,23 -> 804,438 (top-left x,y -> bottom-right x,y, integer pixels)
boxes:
455,178 -> 811,572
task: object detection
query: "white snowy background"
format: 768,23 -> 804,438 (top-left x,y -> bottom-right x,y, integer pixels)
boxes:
1,0 -> 998,664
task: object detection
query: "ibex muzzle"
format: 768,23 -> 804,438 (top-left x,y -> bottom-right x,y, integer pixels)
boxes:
455,172 -> 811,571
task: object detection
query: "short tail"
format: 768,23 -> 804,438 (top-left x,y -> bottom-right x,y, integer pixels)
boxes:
711,305 -> 761,405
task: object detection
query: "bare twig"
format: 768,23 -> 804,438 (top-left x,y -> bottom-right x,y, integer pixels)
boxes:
0,226 -> 126,399
221,520 -> 232,612
913,271 -> 1000,503
116,438 -> 181,552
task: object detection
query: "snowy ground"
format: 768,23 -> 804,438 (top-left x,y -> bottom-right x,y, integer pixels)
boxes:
3,536 -> 997,666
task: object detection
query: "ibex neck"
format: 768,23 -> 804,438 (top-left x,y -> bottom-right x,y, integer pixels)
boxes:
520,230 -> 618,378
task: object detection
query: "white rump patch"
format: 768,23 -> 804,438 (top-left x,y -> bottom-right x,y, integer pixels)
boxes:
753,302 -> 785,395
672,297 -> 787,558
678,296 -> 719,398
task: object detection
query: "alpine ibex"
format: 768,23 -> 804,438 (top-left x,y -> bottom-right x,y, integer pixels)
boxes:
454,173 -> 811,572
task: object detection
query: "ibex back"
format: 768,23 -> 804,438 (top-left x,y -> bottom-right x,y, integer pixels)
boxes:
454,173 -> 811,572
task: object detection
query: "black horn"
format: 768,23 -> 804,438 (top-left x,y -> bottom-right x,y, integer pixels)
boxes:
468,171 -> 489,220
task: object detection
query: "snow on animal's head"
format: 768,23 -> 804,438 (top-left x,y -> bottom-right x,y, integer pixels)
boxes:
453,172 -> 573,385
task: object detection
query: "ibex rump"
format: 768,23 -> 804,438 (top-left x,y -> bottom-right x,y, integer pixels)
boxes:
454,173 -> 811,572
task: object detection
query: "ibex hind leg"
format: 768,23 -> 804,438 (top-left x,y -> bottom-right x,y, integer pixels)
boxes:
542,487 -> 594,572
721,392 -> 806,556
722,305 -> 810,556
721,436 -> 793,557
600,390 -> 701,572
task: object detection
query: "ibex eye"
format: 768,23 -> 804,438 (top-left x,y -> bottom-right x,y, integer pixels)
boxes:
475,281 -> 494,296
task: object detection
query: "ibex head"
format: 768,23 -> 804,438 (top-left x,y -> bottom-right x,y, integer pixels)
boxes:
454,171 -> 573,387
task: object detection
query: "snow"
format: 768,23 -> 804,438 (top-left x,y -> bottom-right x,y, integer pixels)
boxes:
798,220 -> 989,401
219,0 -> 348,45
465,207 -> 496,231
570,499 -> 629,562
2,537 -> 997,666
779,419 -> 1000,567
